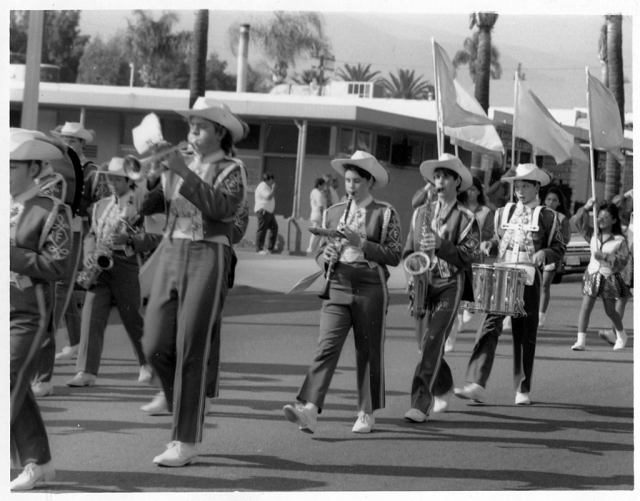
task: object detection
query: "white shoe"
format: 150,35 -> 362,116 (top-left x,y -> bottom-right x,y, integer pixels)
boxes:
404,408 -> 428,423
141,391 -> 169,415
55,345 -> 78,360
571,341 -> 586,351
515,392 -> 531,405
598,329 -> 617,346
454,382 -> 486,403
10,461 -> 55,491
258,249 -> 271,256
138,364 -> 153,383
613,330 -> 628,351
66,371 -> 96,387
31,381 -> 54,398
153,441 -> 199,467
283,404 -> 317,434
502,316 -> 512,331
352,411 -> 375,433
433,390 -> 453,413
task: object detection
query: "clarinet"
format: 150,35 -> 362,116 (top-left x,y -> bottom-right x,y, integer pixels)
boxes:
319,195 -> 353,300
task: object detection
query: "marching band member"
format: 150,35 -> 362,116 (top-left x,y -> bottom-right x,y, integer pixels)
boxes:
10,130 -> 73,490
283,151 -> 402,434
66,158 -> 158,388
455,164 -> 566,406
138,97 -> 248,466
403,154 -> 480,423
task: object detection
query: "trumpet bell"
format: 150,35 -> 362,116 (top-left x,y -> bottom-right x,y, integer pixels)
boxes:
123,156 -> 143,181
404,252 -> 431,276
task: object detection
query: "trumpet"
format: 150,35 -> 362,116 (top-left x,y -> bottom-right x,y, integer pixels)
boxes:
123,141 -> 190,181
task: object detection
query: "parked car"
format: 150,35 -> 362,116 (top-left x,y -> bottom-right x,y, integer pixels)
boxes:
553,220 -> 591,283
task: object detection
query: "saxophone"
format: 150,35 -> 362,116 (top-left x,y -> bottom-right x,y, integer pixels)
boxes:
405,200 -> 436,319
76,204 -> 127,290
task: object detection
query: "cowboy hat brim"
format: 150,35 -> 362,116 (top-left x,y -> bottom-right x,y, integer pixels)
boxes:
330,156 -> 389,189
502,168 -> 551,186
420,157 -> 473,192
175,107 -> 245,143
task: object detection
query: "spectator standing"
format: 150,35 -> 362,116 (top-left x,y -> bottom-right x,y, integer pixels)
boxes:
306,177 -> 327,254
254,173 -> 277,255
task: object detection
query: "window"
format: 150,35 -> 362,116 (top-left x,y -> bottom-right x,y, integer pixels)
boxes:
236,123 -> 260,150
376,135 -> 392,162
339,128 -> 354,155
347,82 -> 372,98
306,126 -> 331,155
356,131 -> 372,152
265,124 -> 298,154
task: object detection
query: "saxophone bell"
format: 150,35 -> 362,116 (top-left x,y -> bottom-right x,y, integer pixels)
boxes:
403,252 -> 431,276
95,252 -> 114,271
404,252 -> 430,320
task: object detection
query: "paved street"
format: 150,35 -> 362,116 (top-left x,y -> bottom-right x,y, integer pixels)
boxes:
15,250 -> 634,496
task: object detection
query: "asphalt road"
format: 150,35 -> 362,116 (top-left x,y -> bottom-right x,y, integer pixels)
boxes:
12,251 -> 634,497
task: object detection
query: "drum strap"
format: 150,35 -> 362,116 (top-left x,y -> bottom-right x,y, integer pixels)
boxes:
498,203 -> 542,286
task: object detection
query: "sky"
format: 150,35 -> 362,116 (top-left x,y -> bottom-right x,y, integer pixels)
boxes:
7,0 -> 638,113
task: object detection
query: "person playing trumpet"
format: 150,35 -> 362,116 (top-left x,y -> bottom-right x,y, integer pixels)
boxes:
283,151 -> 402,435
137,98 -> 248,467
66,158 -> 160,388
403,154 -> 480,423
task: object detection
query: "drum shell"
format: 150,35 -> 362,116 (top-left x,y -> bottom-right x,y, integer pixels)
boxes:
467,263 -> 527,316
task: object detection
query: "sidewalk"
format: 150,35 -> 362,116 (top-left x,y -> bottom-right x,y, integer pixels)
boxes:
232,248 -> 408,296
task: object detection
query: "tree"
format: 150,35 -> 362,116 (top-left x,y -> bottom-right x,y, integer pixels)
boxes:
205,53 -> 236,91
381,69 -> 434,100
336,63 -> 380,82
291,68 -> 331,87
10,10 -> 90,82
77,34 -> 131,86
125,10 -> 191,89
228,11 -> 332,84
604,14 -> 625,200
189,10 -> 208,108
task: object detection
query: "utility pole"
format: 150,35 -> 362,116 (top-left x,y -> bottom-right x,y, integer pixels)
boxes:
21,10 -> 45,129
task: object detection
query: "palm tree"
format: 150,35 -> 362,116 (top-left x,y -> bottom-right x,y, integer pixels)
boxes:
189,10 -> 208,108
382,69 -> 434,100
291,68 -> 331,87
336,63 -> 380,82
604,14 -> 625,200
228,11 -> 331,85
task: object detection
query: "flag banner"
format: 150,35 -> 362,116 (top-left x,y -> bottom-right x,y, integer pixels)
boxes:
444,79 -> 504,162
433,41 -> 494,128
514,80 -> 587,164
587,72 -> 625,163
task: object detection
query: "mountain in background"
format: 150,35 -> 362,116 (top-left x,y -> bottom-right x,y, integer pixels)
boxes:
78,10 -> 633,112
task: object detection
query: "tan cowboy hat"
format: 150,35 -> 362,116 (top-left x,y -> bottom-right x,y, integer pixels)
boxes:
330,151 -> 389,189
10,129 -> 64,161
50,122 -> 95,143
175,97 -> 245,142
419,153 -> 473,192
501,163 -> 551,186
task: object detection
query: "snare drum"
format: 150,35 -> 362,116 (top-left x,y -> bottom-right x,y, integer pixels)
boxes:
465,263 -> 527,317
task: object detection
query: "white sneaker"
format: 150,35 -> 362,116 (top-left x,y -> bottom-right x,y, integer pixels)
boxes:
502,316 -> 512,331
153,441 -> 199,467
454,382 -> 487,403
138,364 -> 153,383
258,249 -> 271,256
433,390 -> 453,413
141,391 -> 169,415
404,408 -> 428,423
283,404 -> 317,434
66,371 -> 96,387
613,331 -> 628,351
55,345 -> 78,360
598,329 -> 617,346
10,461 -> 55,491
571,341 -> 586,351
352,412 -> 375,433
31,381 -> 54,398
515,392 -> 531,405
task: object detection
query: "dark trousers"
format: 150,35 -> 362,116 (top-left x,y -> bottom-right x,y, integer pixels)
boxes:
143,239 -> 230,444
255,209 -> 278,251
465,274 -> 541,394
410,274 -> 463,414
11,284 -> 53,467
76,254 -> 146,376
297,262 -> 388,414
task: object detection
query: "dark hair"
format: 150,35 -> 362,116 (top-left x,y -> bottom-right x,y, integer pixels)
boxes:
458,176 -> 486,205
343,163 -> 372,182
598,201 -> 624,236
219,127 -> 234,156
543,186 -> 567,216
314,177 -> 326,189
262,172 -> 274,182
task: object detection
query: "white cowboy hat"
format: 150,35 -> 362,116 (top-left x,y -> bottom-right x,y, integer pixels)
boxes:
419,153 -> 473,192
330,151 -> 389,189
10,129 -> 64,161
101,157 -> 129,178
175,97 -> 246,142
501,163 -> 551,186
50,122 -> 95,143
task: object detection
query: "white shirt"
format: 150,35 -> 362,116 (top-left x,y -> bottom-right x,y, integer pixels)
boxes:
254,181 -> 275,213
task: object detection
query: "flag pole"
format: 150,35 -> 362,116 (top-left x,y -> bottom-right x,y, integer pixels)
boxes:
585,67 -> 599,245
432,38 -> 443,157
509,71 -> 519,201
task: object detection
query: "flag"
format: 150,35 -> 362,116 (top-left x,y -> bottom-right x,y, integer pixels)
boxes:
444,79 -> 505,163
587,72 -> 625,163
433,41 -> 494,128
514,79 -> 588,164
